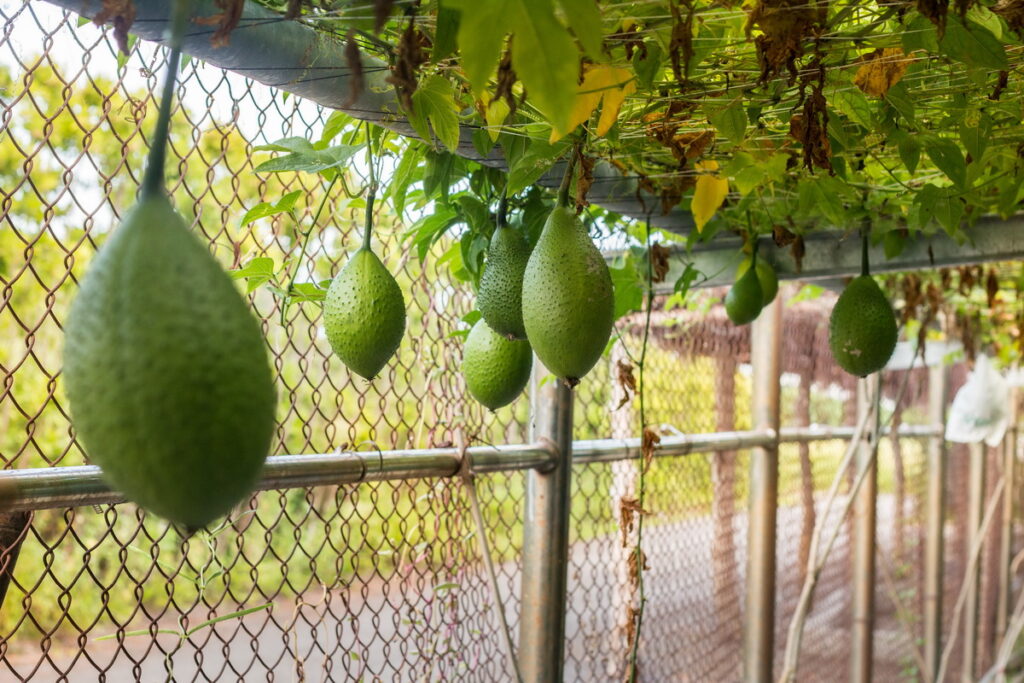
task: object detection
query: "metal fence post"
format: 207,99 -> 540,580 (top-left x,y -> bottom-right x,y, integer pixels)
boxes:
519,360 -> 574,682
851,373 -> 880,683
963,441 -> 987,680
996,386 -> 1019,643
923,363 -> 949,681
743,297 -> 781,683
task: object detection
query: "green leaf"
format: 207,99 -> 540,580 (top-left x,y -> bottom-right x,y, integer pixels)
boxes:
831,89 -> 873,130
254,145 -> 360,174
319,111 -> 352,145
708,100 -> 746,144
404,208 -> 459,262
915,183 -> 964,235
632,41 -> 663,90
507,0 -> 580,133
902,15 -> 938,53
797,178 -> 846,227
883,230 -> 905,259
408,75 -> 461,152
959,115 -> 990,162
254,137 -> 314,154
240,190 -> 303,226
423,151 -> 456,199
939,17 -> 1007,70
289,281 -> 330,303
924,137 -> 967,188
230,257 -> 276,293
389,144 -> 425,215
883,82 -> 915,125
456,195 -> 492,232
555,0 -> 603,57
609,254 -> 644,319
895,132 -> 920,174
447,0 -> 509,94
432,1 -> 461,62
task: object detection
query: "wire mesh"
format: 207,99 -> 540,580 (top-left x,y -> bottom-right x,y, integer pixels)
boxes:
1,2 -> 1019,682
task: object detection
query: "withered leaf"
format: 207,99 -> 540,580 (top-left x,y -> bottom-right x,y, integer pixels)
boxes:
93,0 -> 136,55
642,426 -> 661,469
853,48 -> 912,98
343,29 -> 365,108
650,243 -> 671,283
615,360 -> 637,410
575,152 -> 596,212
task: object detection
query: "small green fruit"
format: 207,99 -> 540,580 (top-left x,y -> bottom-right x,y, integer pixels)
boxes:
462,320 -> 533,410
725,262 -> 764,325
521,205 -> 614,385
477,224 -> 531,340
63,195 -> 277,529
738,258 -> 778,306
829,275 -> 898,377
323,247 -> 406,380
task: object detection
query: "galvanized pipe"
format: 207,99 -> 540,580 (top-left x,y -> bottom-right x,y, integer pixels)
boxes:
850,374 -> 880,683
743,297 -> 781,683
518,362 -> 574,682
0,444 -> 555,513
923,364 -> 949,682
963,442 -> 987,680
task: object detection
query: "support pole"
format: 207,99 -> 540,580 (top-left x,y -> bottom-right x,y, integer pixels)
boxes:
923,364 -> 949,682
996,386 -> 1019,643
519,361 -> 574,682
850,374 -> 880,683
963,442 -> 987,680
743,297 -> 781,683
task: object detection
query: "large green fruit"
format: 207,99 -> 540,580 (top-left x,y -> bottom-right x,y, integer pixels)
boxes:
462,320 -> 533,410
323,247 -> 406,380
63,195 -> 277,530
829,275 -> 898,377
737,258 -> 778,306
724,261 -> 764,325
477,225 -> 531,340
521,205 -> 614,385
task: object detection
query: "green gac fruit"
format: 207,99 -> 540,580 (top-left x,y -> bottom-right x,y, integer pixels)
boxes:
462,320 -> 533,410
63,195 -> 277,530
724,260 -> 764,326
737,258 -> 778,306
477,224 -> 531,340
521,205 -> 614,386
829,275 -> 898,377
323,247 -> 406,380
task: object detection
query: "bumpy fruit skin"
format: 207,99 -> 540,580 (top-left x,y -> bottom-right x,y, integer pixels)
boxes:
738,258 -> 779,306
323,247 -> 406,380
63,196 -> 277,529
829,275 -> 898,377
521,206 -> 614,384
462,320 -> 533,410
724,264 -> 764,325
477,225 -> 530,340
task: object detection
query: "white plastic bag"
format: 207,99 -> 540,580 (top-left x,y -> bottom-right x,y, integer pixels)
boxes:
945,354 -> 1010,446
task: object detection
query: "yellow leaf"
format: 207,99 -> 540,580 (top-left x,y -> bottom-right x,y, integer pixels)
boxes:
549,64 -> 636,142
691,160 -> 729,232
853,48 -> 911,98
485,98 -> 510,141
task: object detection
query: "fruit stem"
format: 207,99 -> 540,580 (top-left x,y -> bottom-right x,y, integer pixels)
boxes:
497,190 -> 508,230
363,120 -> 378,251
139,0 -> 192,200
556,144 -> 580,208
861,228 -> 870,277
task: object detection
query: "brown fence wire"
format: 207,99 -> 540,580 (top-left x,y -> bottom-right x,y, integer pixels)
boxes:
1,3 -> 1021,682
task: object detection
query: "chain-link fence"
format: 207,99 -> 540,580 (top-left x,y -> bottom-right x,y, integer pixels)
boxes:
1,3 -> 1022,681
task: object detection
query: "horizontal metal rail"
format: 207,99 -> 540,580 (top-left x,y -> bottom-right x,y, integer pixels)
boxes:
0,424 -> 942,513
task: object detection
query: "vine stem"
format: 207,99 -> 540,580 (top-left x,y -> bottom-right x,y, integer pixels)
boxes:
626,217 -> 656,682
861,228 -> 870,278
279,173 -> 340,326
139,0 -> 192,199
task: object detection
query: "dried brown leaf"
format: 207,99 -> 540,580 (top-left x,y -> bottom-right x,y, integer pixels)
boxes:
575,152 -> 596,212
615,360 -> 637,409
642,426 -> 660,469
986,269 -> 1000,308
650,243 -> 671,283
343,29 -> 365,108
746,0 -> 825,84
93,0 -> 136,55
386,19 -> 428,112
668,1 -> 695,87
374,0 -> 396,33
